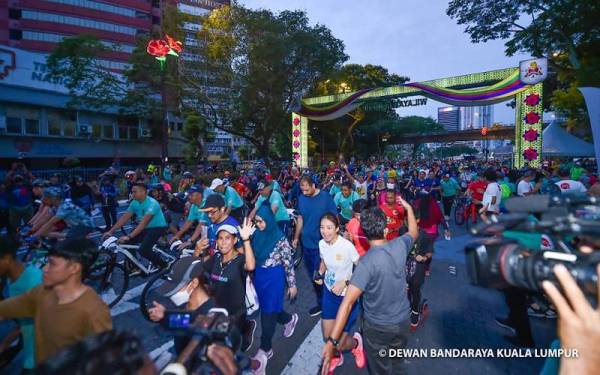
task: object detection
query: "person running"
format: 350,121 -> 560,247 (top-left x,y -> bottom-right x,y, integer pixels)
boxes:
334,182 -> 359,227
293,176 -> 338,317
321,200 -> 418,375
343,166 -> 368,200
0,238 -> 112,365
315,213 -> 364,374
344,199 -> 370,257
410,192 -> 450,328
32,187 -> 95,240
6,174 -> 34,237
194,194 -> 240,258
440,173 -> 460,220
0,235 -> 42,373
209,178 -> 246,224
102,182 -> 169,268
247,204 -> 299,373
379,189 -> 406,241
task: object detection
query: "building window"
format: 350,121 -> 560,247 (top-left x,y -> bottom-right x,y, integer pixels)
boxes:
129,127 -> 138,139
8,8 -> 21,19
6,118 -> 22,134
63,121 -> 76,136
9,29 -> 22,40
44,0 -> 137,18
48,117 -> 61,136
103,124 -> 114,139
118,126 -> 128,139
25,119 -> 39,135
22,10 -> 137,36
92,124 -> 102,138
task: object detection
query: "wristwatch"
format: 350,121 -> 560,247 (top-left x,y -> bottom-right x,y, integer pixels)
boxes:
345,279 -> 350,286
327,336 -> 339,347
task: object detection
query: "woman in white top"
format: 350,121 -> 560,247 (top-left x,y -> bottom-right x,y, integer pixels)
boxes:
479,168 -> 502,219
314,213 -> 365,372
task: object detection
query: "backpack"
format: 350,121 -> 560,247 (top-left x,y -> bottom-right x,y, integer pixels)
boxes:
499,182 -> 512,200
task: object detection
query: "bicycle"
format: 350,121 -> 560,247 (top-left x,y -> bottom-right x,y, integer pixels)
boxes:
94,236 -> 178,307
454,197 -> 479,232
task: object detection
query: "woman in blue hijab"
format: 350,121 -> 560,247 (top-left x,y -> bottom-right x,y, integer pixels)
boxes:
248,202 -> 298,372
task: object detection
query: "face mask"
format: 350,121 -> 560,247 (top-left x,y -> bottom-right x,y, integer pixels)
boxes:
170,288 -> 191,306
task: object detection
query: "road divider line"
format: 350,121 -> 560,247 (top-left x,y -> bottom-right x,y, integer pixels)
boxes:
150,340 -> 175,361
281,322 -> 322,375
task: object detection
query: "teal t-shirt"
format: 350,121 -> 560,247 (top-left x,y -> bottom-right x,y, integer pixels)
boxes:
334,191 -> 359,220
127,196 -> 167,228
271,180 -> 281,193
223,186 -> 244,209
255,190 -> 290,222
329,184 -> 341,197
187,203 -> 208,224
8,265 -> 42,370
440,178 -> 459,197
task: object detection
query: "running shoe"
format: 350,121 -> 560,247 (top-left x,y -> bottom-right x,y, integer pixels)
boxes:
250,349 -> 268,375
283,313 -> 299,338
410,310 -> 420,332
327,352 -> 344,375
309,306 -> 322,317
351,332 -> 366,368
494,317 -> 517,335
242,319 -> 257,352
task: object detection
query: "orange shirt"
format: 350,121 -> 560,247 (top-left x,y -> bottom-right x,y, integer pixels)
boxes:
345,218 -> 370,256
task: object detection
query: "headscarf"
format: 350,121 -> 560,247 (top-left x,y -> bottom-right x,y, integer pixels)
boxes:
251,202 -> 286,265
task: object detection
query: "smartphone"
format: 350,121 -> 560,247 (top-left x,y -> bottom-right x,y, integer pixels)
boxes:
201,225 -> 208,239
165,311 -> 192,329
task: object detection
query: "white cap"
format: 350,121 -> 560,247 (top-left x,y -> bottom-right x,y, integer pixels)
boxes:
216,224 -> 238,236
209,178 -> 224,190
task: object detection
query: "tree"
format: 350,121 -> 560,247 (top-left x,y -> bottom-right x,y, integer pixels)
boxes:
181,110 -> 215,164
447,0 -> 600,135
192,4 -> 348,163
309,64 -> 410,155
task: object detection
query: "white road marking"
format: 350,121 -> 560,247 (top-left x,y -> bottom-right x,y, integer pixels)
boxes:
150,339 -> 175,361
281,322 -> 322,375
110,301 -> 140,316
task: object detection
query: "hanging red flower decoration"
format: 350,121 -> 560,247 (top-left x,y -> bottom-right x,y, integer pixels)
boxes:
293,153 -> 300,160
524,112 -> 540,124
293,118 -> 300,126
523,129 -> 539,142
523,148 -> 538,161
293,130 -> 300,137
165,34 -> 183,55
147,39 -> 170,58
293,141 -> 300,148
524,94 -> 540,107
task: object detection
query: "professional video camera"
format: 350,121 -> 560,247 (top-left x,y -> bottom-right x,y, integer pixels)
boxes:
159,309 -> 250,375
465,194 -> 600,303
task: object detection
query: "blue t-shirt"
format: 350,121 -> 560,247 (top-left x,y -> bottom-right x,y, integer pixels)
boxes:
8,265 -> 42,370
55,200 -> 94,228
127,197 -> 167,228
297,190 -> 337,249
208,216 -> 241,253
334,191 -> 359,220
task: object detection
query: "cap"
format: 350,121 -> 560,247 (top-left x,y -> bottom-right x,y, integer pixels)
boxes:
32,179 -> 49,188
182,171 -> 194,179
187,185 -> 204,195
43,187 -> 63,199
209,178 -> 224,190
216,224 -> 238,236
201,194 -> 225,210
156,257 -> 205,297
257,180 -> 271,191
125,170 -> 136,176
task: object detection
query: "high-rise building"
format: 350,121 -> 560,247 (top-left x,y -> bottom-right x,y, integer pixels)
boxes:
459,105 -> 494,130
437,106 -> 460,132
0,0 -> 161,71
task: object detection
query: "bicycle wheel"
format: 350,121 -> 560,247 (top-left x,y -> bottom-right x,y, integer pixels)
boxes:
87,253 -> 129,308
454,203 -> 465,226
139,268 -> 171,321
292,243 -> 303,269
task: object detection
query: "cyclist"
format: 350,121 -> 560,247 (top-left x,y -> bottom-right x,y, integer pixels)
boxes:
28,179 -> 51,229
101,182 -> 169,268
31,187 -> 95,240
149,183 -> 186,235
69,176 -> 95,214
208,178 -> 246,224
177,172 -> 195,193
124,170 -> 136,198
170,185 -> 208,251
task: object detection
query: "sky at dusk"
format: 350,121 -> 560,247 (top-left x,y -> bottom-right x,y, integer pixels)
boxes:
240,0 -> 533,124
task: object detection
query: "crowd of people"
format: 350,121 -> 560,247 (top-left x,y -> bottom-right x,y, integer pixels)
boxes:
0,155 -> 599,374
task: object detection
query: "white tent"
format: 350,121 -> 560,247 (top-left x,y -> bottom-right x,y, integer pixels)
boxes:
542,121 -> 596,157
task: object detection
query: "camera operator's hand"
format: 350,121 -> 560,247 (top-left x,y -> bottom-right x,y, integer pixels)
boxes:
542,264 -> 600,375
148,301 -> 166,322
206,343 -> 238,375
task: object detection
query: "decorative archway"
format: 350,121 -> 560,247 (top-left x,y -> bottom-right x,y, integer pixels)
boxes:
292,58 -> 547,168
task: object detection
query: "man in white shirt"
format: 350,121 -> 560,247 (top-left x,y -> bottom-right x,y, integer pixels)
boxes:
555,168 -> 587,194
480,169 -> 502,217
517,170 -> 541,197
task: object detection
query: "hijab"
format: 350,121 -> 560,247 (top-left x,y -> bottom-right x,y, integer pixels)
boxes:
251,202 -> 286,265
